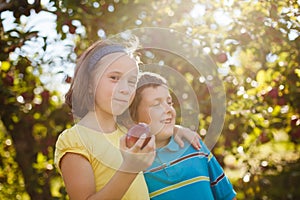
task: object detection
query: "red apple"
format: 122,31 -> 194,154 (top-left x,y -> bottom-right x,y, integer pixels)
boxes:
4,74 -> 14,86
126,123 -> 151,148
64,75 -> 72,83
21,91 -> 34,102
216,52 -> 228,63
291,118 -> 299,128
69,24 -> 76,34
41,90 -> 50,101
277,97 -> 286,106
259,132 -> 270,143
267,88 -> 278,99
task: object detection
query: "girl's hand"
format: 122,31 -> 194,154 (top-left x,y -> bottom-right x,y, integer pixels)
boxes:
119,134 -> 156,173
173,125 -> 201,150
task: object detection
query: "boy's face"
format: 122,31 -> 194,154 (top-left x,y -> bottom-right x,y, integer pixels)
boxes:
137,85 -> 176,147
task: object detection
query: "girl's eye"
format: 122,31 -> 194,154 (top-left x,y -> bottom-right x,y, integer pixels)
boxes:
110,76 -> 120,81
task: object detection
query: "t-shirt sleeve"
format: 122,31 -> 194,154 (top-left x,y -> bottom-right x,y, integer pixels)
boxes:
54,128 -> 91,174
200,140 -> 236,200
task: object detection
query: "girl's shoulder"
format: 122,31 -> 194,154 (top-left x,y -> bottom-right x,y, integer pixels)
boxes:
55,125 -> 84,147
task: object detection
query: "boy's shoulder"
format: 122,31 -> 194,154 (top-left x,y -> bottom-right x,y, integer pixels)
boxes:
181,138 -> 211,153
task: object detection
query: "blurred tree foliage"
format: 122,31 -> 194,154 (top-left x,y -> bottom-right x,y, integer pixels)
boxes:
0,0 -> 299,199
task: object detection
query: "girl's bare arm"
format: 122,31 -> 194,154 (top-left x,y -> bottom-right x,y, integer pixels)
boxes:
60,135 -> 155,200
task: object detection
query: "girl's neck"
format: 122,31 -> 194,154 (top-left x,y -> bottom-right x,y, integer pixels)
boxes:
78,111 -> 117,133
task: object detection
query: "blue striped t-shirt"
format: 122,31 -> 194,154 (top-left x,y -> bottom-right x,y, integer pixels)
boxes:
143,137 -> 236,200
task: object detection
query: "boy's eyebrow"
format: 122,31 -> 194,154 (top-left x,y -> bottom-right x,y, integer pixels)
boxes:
150,95 -> 172,102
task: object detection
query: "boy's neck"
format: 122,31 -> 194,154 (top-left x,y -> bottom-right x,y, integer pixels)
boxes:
155,136 -> 171,148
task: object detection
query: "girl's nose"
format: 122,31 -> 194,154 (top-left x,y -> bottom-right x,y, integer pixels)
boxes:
118,80 -> 131,95
119,87 -> 129,95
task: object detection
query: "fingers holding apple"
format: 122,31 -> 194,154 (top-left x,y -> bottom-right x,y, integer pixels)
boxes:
126,123 -> 152,149
119,128 -> 156,173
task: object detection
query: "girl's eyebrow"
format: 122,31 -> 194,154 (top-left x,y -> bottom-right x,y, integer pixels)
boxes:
107,70 -> 137,76
107,71 -> 123,75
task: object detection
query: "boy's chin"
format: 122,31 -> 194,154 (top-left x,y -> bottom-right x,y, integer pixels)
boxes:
156,127 -> 174,137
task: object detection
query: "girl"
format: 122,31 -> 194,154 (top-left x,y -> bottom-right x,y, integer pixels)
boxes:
54,39 -> 200,200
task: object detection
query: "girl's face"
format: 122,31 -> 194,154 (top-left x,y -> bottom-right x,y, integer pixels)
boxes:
137,85 -> 176,147
93,53 -> 138,117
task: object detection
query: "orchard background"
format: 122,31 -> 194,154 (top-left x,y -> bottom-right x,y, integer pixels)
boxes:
0,0 -> 300,199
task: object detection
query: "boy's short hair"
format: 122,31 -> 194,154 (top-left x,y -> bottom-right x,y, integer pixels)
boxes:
129,72 -> 168,122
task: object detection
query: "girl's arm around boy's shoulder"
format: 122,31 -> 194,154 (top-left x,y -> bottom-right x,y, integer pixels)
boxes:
173,125 -> 202,150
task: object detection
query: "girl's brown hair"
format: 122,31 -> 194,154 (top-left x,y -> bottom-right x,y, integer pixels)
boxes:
65,38 -> 138,119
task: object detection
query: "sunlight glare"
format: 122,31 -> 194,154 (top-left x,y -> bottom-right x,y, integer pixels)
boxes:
213,10 -> 233,26
27,0 -> 35,5
190,4 -> 205,18
224,0 -> 234,7
243,172 -> 251,182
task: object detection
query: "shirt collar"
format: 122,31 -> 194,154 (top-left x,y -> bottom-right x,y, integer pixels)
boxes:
157,136 -> 180,152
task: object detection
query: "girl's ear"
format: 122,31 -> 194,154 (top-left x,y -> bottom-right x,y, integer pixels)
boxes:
86,82 -> 95,111
88,83 -> 94,95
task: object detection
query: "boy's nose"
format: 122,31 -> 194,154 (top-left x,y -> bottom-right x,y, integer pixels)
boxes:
162,102 -> 172,113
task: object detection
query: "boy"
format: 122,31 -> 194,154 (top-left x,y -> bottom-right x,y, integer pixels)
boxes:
129,72 -> 236,200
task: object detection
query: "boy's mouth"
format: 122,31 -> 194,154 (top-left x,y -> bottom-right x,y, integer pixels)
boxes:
160,118 -> 172,124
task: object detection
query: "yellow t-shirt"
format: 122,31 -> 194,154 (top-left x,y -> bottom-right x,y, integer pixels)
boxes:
54,124 -> 149,200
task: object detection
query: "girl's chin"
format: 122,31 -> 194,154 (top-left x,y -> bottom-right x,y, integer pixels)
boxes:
112,109 -> 127,116
111,106 -> 128,115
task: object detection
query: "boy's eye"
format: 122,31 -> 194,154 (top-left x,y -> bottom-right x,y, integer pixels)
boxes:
168,101 -> 174,106
151,102 -> 160,107
151,100 -> 173,108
